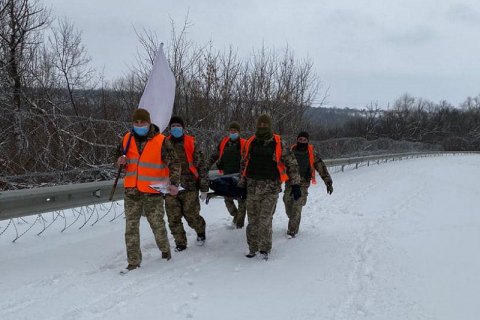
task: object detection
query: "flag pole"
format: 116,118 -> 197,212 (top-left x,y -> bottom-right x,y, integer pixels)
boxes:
109,131 -> 134,201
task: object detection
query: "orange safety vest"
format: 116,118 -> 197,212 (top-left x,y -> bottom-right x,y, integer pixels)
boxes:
291,143 -> 317,184
242,134 -> 289,182
217,136 -> 246,174
123,132 -> 169,193
167,134 -> 199,179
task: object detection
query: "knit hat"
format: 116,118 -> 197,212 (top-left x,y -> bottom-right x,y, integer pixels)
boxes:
169,116 -> 185,128
256,114 -> 272,128
228,121 -> 241,132
297,131 -> 309,140
132,108 -> 151,122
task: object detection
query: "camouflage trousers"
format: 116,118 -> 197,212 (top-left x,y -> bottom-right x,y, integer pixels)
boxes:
246,192 -> 279,253
283,184 -> 309,235
165,190 -> 206,247
124,193 -> 170,266
224,197 -> 247,228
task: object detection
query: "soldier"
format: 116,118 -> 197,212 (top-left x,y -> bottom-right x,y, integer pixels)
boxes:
238,114 -> 301,260
208,121 -> 247,228
164,116 -> 209,251
283,131 -> 333,238
116,108 -> 180,272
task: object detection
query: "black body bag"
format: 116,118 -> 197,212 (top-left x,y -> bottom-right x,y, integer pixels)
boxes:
208,173 -> 241,198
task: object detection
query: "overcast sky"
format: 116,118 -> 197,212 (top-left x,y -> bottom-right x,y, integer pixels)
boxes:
43,0 -> 480,108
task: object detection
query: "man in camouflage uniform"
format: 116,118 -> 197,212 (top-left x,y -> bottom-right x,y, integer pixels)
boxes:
238,114 -> 301,260
164,116 -> 209,251
208,121 -> 246,228
283,131 -> 333,238
116,108 -> 181,271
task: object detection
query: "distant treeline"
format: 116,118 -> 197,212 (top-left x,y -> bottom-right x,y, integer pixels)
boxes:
304,94 -> 480,151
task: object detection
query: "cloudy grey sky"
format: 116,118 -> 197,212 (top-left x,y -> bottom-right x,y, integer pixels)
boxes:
43,0 -> 480,108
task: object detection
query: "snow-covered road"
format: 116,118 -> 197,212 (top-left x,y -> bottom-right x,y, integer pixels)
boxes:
1,155 -> 479,320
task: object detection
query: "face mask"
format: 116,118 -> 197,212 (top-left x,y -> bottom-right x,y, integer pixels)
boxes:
296,142 -> 308,150
133,125 -> 149,136
230,133 -> 239,140
171,127 -> 184,138
255,127 -> 272,140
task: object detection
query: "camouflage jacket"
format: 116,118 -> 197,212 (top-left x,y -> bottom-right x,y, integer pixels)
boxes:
238,136 -> 301,194
115,124 -> 181,195
286,146 -> 333,188
168,135 -> 209,192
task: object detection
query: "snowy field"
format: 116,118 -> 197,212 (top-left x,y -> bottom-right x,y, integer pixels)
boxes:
1,155 -> 479,320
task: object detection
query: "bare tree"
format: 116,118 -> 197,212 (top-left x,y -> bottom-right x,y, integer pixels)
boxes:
0,0 -> 50,150
49,17 -> 93,116
460,95 -> 480,110
131,26 -> 159,89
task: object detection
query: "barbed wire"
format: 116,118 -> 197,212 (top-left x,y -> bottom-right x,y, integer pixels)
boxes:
0,201 -> 124,242
0,108 -> 441,190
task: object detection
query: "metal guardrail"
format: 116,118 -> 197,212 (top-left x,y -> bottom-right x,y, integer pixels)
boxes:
324,151 -> 445,169
1,151 -> 478,221
0,181 -> 125,220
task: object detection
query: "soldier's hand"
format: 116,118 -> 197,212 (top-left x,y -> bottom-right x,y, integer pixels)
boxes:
200,192 -> 208,202
291,184 -> 302,201
169,185 -> 179,196
117,155 -> 126,167
326,182 -> 333,195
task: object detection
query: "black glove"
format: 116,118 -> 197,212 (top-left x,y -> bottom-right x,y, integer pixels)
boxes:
238,187 -> 247,200
326,182 -> 333,195
291,184 -> 302,201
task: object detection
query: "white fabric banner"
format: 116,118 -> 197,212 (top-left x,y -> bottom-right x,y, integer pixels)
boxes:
138,44 -> 176,132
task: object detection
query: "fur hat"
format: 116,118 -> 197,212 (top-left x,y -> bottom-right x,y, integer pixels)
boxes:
229,121 -> 241,131
169,116 -> 185,128
132,108 -> 151,122
256,114 -> 272,128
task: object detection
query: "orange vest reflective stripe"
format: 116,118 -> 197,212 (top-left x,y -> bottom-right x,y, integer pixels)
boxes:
291,143 -> 317,184
167,135 -> 199,179
123,133 -> 169,193
217,137 -> 246,174
243,134 -> 289,182
308,144 -> 317,184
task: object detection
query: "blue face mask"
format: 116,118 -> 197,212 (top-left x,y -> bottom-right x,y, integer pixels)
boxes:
230,133 -> 239,140
133,125 -> 149,136
171,127 -> 184,138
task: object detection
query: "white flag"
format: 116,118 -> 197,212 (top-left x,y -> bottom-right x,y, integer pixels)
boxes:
138,43 -> 176,132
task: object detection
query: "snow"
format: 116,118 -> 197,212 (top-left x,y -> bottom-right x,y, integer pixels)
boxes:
1,155 -> 479,320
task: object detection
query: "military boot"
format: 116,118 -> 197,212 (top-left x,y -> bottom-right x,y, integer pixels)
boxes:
162,251 -> 172,260
175,244 -> 187,252
120,264 -> 140,274
196,233 -> 206,246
